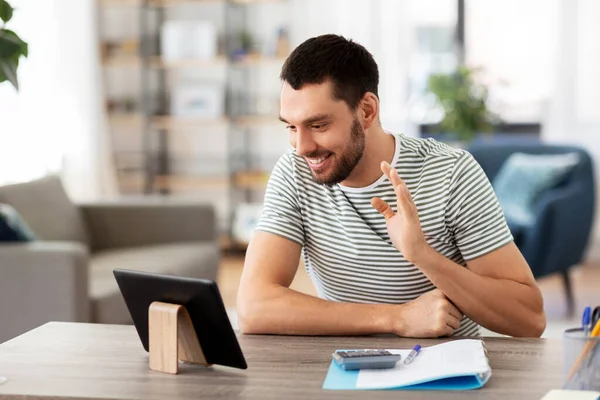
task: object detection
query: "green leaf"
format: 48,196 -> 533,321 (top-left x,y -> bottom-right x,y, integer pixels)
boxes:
0,33 -> 20,59
426,65 -> 495,142
0,58 -> 18,90
0,27 -> 27,91
6,29 -> 28,57
20,37 -> 27,57
0,0 -> 14,23
0,29 -> 27,58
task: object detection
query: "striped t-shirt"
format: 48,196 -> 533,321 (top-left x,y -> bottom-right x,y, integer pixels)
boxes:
256,133 -> 513,336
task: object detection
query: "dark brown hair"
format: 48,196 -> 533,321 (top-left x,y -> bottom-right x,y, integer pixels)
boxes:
280,34 -> 379,110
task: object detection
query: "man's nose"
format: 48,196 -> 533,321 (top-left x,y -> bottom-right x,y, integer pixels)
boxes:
294,129 -> 317,157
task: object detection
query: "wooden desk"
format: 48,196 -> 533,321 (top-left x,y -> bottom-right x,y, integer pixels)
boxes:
0,322 -> 562,399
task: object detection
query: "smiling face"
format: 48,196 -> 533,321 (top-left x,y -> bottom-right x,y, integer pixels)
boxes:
280,80 -> 366,185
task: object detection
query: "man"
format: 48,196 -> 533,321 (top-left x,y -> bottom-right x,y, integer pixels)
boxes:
237,34 -> 546,338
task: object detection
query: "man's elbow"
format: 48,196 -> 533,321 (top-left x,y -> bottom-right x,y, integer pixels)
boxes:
528,286 -> 547,337
514,307 -> 546,338
529,311 -> 547,338
516,284 -> 546,337
237,307 -> 258,335
236,293 -> 265,335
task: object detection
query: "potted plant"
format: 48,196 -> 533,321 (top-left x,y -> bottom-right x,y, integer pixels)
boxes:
427,65 -> 497,144
0,0 -> 28,90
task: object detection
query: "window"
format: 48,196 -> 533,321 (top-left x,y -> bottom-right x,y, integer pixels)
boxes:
465,0 -> 559,123
407,0 -> 458,125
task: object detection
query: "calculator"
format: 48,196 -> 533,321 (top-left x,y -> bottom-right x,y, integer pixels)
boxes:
332,350 -> 401,371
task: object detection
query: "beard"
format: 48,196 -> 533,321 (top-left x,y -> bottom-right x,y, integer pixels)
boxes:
307,118 -> 365,185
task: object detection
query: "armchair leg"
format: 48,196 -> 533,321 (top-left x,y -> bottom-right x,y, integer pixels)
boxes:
561,270 -> 575,318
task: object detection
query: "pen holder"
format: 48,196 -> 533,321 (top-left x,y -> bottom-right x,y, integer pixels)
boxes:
563,328 -> 600,391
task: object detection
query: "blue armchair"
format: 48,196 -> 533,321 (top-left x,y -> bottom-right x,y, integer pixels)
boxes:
467,142 -> 596,316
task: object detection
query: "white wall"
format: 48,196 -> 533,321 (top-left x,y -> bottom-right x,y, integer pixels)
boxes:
57,0 -> 117,200
0,0 -> 116,200
466,0 -> 559,122
542,0 -> 600,261
0,0 -> 63,184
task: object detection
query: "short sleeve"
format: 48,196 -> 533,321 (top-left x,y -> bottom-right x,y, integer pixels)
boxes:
254,154 -> 305,246
446,151 -> 513,260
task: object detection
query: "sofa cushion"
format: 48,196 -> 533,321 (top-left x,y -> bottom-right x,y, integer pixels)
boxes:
0,175 -> 89,245
0,203 -> 37,242
89,242 -> 220,324
492,152 -> 580,225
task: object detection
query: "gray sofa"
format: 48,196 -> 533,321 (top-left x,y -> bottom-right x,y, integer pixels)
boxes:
0,176 -> 220,343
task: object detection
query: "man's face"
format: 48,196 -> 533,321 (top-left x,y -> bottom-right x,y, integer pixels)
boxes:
279,80 -> 365,185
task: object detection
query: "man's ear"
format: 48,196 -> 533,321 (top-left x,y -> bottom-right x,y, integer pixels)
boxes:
359,92 -> 379,129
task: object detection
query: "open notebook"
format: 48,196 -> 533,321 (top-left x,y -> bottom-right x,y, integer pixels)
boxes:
323,339 -> 491,390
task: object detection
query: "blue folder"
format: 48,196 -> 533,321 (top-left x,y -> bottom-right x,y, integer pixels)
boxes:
322,360 -> 490,390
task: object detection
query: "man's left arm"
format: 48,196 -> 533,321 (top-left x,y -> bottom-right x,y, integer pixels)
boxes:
414,241 -> 546,337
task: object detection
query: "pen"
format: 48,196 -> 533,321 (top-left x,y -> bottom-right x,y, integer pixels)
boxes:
591,306 -> 600,331
582,306 -> 592,336
404,344 -> 421,365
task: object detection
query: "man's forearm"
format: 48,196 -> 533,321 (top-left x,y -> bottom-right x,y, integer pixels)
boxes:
415,250 -> 545,337
237,285 -> 394,336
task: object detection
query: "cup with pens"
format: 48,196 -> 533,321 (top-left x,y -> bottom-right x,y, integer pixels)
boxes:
562,306 -> 600,391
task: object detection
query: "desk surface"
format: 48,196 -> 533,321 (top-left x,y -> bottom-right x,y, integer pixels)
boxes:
0,322 -> 562,400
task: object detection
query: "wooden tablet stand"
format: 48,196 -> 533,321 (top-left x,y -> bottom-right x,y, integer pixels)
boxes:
148,301 -> 212,374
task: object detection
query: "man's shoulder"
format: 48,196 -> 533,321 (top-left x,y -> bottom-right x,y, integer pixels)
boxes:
397,134 -> 471,171
399,134 -> 467,161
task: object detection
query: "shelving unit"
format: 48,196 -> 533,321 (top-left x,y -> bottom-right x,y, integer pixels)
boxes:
101,0 -> 283,6
102,52 -> 285,69
107,113 -> 280,129
98,0 -> 290,251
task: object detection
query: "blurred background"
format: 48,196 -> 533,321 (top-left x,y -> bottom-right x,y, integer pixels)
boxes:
0,0 -> 598,342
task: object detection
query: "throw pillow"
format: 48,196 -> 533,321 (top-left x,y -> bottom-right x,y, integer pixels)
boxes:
492,152 -> 580,226
0,203 -> 37,242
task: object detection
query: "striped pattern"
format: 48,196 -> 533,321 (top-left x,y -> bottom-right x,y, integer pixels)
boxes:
256,133 -> 513,336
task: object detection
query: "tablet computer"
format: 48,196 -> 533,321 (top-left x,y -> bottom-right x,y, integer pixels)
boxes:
113,268 -> 247,370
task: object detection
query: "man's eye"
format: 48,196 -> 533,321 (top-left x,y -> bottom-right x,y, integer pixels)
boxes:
286,125 -> 296,131
312,124 -> 327,130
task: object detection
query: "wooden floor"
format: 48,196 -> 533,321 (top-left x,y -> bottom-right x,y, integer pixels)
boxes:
217,255 -> 600,321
